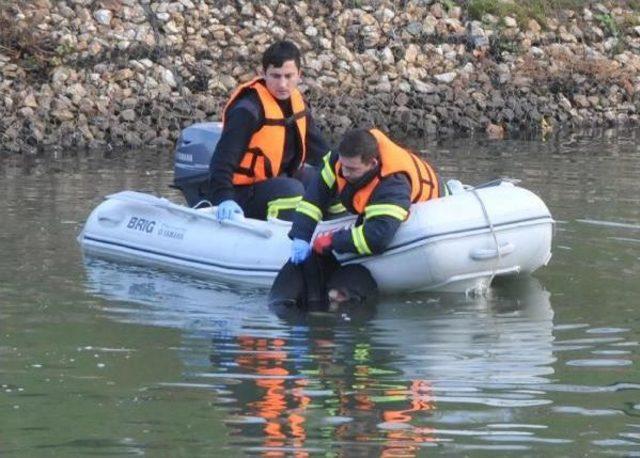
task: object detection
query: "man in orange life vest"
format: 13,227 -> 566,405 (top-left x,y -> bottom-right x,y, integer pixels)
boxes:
288,128 -> 445,264
208,41 -> 329,221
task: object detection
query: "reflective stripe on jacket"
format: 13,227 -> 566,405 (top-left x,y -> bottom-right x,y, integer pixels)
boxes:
222,78 -> 307,185
334,129 -> 439,214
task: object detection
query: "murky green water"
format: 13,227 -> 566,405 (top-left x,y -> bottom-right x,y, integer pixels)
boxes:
2,130 -> 640,456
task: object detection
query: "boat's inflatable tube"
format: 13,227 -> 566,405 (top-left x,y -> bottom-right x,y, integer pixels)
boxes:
78,180 -> 553,294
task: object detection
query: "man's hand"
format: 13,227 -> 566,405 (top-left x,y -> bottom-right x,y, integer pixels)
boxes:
290,239 -> 311,264
216,200 -> 244,221
312,231 -> 334,255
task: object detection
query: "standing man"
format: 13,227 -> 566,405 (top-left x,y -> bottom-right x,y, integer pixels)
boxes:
288,128 -> 446,264
209,40 -> 329,221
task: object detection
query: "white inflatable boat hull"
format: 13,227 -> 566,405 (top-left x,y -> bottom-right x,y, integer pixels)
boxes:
78,181 -> 553,294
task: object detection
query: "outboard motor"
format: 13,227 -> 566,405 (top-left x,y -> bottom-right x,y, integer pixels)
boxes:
172,122 -> 223,207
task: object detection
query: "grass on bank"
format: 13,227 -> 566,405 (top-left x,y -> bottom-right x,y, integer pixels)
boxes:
467,0 -> 640,28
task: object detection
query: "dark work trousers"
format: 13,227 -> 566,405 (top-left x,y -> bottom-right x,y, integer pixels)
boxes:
234,176 -> 305,221
233,166 -> 319,221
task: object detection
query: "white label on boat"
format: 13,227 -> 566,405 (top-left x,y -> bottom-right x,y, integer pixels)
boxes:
177,152 -> 193,162
126,216 -> 156,234
157,222 -> 186,240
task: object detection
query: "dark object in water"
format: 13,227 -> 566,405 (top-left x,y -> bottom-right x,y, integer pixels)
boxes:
326,264 -> 378,311
268,256 -> 378,314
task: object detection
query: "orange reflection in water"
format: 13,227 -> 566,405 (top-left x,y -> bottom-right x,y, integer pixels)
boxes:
380,380 -> 436,458
233,336 -> 437,457
235,336 -> 311,457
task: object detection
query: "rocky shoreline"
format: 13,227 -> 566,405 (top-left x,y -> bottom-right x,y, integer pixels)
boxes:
1,0 -> 640,154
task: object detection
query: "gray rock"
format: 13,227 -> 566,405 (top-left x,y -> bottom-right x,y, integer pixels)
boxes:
24,94 -> 38,108
53,109 -> 75,121
412,80 -> 436,93
395,80 -> 411,94
93,9 -> 113,25
557,94 -> 573,111
378,7 -> 395,23
498,71 -> 511,85
376,76 -> 392,93
422,15 -> 437,36
51,67 -> 72,85
380,47 -> 395,65
161,68 -> 177,87
219,75 -> 237,91
3,96 -> 13,111
603,37 -> 619,51
240,2 -> 254,16
559,29 -> 578,43
482,13 -> 499,25
404,44 -> 419,64
530,46 -> 545,58
503,16 -> 518,28
66,83 -> 87,102
406,21 -> 422,36
434,72 -> 456,84
120,108 -> 136,121
501,108 -> 515,121
395,92 -> 409,106
459,63 -> 474,75
467,21 -> 489,48
430,3 -> 444,19
19,107 -> 35,118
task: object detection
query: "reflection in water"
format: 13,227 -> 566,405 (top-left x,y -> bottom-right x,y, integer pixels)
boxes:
84,257 -> 274,338
84,259 -> 560,455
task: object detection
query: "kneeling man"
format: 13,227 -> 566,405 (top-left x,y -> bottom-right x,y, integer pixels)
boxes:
270,128 -> 444,311
290,128 -> 444,261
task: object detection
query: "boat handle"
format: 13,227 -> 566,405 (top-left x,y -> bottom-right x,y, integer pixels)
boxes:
97,215 -> 124,225
470,242 -> 515,260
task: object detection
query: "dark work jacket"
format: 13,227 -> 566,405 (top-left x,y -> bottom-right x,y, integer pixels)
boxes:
289,151 -> 412,255
208,89 -> 329,205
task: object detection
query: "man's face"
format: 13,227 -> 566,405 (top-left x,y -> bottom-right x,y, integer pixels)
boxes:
264,60 -> 301,100
339,155 -> 378,183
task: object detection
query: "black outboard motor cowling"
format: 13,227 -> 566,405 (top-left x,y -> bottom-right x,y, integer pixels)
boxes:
173,122 -> 223,207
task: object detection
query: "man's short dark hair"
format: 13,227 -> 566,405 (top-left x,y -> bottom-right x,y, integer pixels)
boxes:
262,41 -> 301,71
338,129 -> 379,163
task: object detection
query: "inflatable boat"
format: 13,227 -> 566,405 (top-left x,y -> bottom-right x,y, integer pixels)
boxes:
78,122 -> 553,294
78,180 -> 553,294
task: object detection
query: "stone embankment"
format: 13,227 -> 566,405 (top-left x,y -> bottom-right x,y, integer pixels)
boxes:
1,0 -> 640,153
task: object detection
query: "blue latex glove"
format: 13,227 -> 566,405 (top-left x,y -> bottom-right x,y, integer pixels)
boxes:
290,238 -> 311,265
216,200 -> 243,221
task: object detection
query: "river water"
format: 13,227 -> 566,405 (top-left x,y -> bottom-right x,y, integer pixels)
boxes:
1,130 -> 640,457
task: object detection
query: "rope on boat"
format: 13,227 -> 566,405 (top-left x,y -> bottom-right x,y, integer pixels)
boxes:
193,199 -> 213,209
470,187 -> 501,291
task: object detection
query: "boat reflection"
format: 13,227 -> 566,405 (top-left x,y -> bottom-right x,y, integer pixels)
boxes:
83,259 -> 554,455
83,257 -> 279,338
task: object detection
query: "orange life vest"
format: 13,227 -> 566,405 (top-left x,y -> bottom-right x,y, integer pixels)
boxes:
335,129 -> 440,214
222,78 -> 307,185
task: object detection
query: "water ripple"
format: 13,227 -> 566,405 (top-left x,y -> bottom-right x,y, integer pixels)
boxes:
566,359 -> 632,367
553,406 -> 623,416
